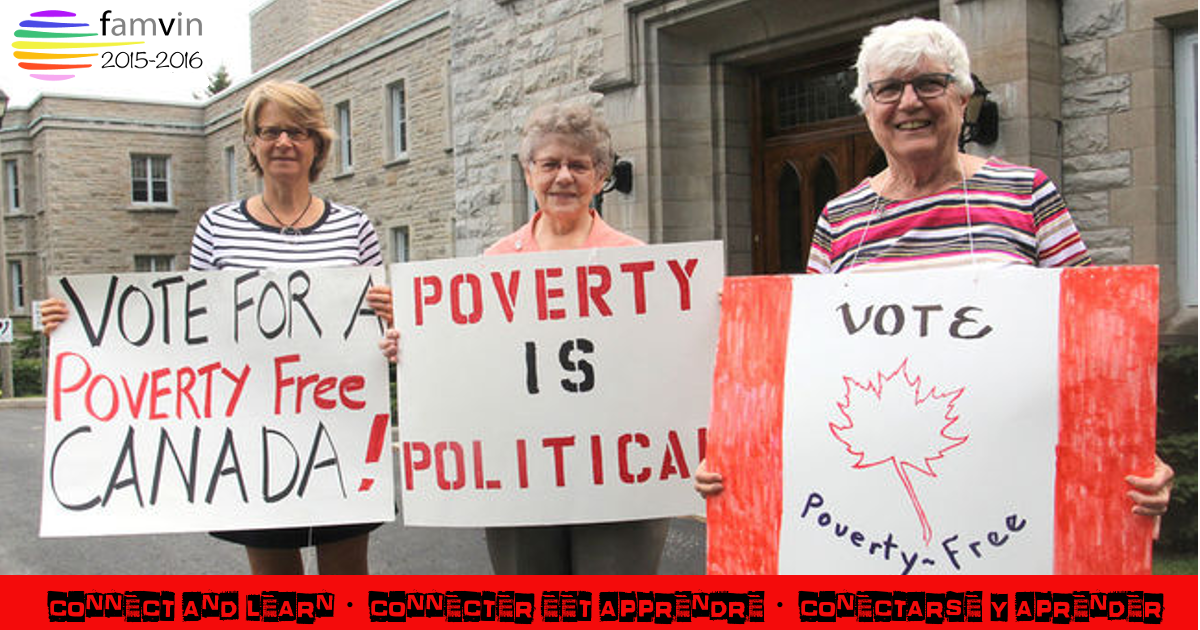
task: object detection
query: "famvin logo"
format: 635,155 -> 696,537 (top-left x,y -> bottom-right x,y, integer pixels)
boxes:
12,9 -> 141,81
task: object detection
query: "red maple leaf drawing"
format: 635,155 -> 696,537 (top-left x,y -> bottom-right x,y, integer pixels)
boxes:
829,358 -> 968,545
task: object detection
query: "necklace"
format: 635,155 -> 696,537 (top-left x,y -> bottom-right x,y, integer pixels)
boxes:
261,194 -> 313,239
846,159 -> 975,271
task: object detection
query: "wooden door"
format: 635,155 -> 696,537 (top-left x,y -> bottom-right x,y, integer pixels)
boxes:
751,50 -> 888,274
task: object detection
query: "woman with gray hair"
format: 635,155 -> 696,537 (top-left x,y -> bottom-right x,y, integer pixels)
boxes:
485,102 -> 640,253
485,102 -> 662,574
375,102 -> 663,573
695,17 -> 1173,531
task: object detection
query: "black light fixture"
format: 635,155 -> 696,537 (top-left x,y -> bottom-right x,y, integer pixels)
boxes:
959,73 -> 998,149
601,157 -> 633,196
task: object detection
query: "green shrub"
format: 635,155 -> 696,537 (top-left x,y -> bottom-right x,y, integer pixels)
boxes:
1156,343 -> 1197,553
13,357 -> 42,396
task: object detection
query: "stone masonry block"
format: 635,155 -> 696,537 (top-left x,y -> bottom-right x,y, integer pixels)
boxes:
1064,150 -> 1131,173
1062,116 -> 1109,156
1063,0 -> 1126,43
1061,40 -> 1106,81
1062,74 -> 1131,117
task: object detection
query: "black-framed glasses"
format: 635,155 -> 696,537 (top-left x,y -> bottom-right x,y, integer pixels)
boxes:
255,126 -> 312,142
867,73 -> 955,104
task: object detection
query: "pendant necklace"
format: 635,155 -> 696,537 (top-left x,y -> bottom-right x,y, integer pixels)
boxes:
261,194 -> 313,241
847,160 -> 975,271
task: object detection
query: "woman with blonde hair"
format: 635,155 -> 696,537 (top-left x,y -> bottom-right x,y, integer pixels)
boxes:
43,80 -> 385,574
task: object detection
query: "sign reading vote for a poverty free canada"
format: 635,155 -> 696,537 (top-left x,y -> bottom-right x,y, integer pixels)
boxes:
41,268 -> 394,536
707,266 -> 1159,575
392,242 -> 723,526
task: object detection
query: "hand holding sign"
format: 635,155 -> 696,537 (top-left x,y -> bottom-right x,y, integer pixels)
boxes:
41,267 -> 394,537
392,242 -> 722,527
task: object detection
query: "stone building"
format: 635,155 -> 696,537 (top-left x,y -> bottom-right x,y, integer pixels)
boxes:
0,0 -> 1195,339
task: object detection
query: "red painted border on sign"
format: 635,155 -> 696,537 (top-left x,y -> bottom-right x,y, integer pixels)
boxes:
1055,266 -> 1159,574
706,276 -> 792,575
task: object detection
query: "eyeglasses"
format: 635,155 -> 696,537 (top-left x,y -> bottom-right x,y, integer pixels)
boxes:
867,73 -> 955,104
530,158 -> 595,176
255,126 -> 312,142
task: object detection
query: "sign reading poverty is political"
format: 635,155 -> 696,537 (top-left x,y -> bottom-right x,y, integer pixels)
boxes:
391,242 -> 723,526
40,267 -> 394,537
707,266 -> 1159,575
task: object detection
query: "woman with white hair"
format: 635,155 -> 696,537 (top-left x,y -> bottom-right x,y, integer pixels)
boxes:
695,17 -> 1173,528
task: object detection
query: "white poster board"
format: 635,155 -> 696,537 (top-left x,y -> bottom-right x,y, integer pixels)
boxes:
41,267 -> 394,537
392,242 -> 723,526
707,266 -> 1159,575
779,268 -> 1059,574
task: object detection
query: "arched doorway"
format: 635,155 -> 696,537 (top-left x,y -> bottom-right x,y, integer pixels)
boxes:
752,47 -> 887,274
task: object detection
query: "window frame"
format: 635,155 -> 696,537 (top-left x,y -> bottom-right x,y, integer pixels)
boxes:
336,101 -> 353,173
391,226 -> 410,263
387,79 -> 409,162
130,154 -> 172,205
134,254 -> 175,273
8,260 -> 24,312
1175,28 -> 1197,307
3,159 -> 19,214
224,145 -> 238,201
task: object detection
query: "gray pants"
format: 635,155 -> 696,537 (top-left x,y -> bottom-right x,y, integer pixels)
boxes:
485,518 -> 670,575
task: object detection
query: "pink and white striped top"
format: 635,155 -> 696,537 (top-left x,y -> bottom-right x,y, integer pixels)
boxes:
807,158 -> 1091,274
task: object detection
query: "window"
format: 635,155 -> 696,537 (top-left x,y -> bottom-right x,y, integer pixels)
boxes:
388,80 -> 408,160
8,261 -> 23,311
135,255 -> 174,272
131,155 -> 170,204
224,146 -> 238,200
444,60 -> 454,151
514,156 -> 536,224
1176,28 -> 1197,307
3,160 -> 18,213
391,226 -> 410,263
336,101 -> 353,171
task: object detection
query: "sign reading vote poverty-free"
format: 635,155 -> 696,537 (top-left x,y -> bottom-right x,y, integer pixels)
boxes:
707,267 -> 1159,575
392,242 -> 723,526
41,267 -> 395,537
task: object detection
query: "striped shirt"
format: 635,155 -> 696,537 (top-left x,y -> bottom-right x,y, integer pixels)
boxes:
807,158 -> 1091,274
190,199 -> 383,270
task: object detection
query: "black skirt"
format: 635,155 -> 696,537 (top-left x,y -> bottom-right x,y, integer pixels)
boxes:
210,521 -> 382,549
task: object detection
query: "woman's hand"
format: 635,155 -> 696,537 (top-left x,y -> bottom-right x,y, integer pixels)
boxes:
378,328 -> 400,364
1126,454 -> 1173,538
366,285 -> 394,327
694,458 -> 724,498
40,298 -> 70,336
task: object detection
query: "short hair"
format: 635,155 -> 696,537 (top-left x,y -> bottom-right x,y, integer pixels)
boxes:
851,17 -> 974,110
518,102 -> 614,180
240,80 -> 335,182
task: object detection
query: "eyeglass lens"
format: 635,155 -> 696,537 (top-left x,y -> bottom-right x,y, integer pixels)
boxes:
870,74 -> 952,103
258,126 -> 310,141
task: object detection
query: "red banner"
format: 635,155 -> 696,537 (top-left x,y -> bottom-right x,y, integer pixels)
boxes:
5,574 -> 1194,626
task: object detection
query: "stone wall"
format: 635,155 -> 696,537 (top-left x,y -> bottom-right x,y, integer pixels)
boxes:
251,0 -> 388,73
26,97 -> 208,279
449,0 -> 607,255
1059,0 -> 1194,328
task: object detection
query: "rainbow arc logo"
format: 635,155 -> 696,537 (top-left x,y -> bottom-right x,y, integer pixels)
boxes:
12,9 -> 142,81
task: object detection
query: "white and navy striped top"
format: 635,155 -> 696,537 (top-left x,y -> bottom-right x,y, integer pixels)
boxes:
190,199 -> 383,271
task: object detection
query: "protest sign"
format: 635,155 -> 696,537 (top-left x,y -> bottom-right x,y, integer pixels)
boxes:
40,267 -> 394,536
391,242 -> 723,526
707,266 -> 1159,575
